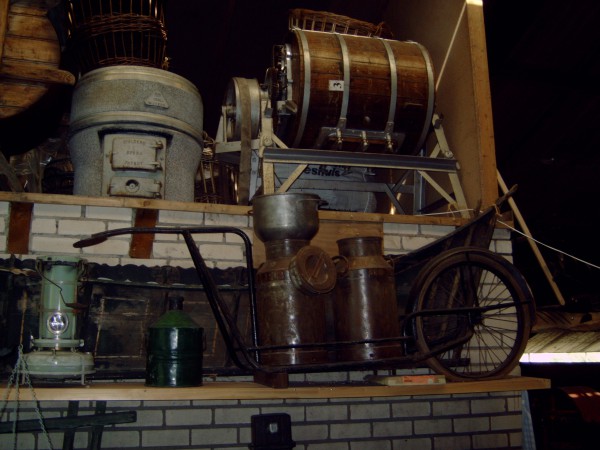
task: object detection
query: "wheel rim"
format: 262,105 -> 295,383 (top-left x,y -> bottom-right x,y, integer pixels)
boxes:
412,249 -> 532,380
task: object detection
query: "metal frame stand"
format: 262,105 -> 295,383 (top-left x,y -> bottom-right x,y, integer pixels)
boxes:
215,92 -> 469,217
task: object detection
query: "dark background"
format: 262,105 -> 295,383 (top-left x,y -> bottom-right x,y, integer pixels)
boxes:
162,0 -> 600,308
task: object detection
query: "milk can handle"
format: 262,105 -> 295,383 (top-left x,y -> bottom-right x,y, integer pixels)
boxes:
332,255 -> 349,275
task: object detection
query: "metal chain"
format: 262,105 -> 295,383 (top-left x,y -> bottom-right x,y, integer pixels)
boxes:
1,345 -> 54,450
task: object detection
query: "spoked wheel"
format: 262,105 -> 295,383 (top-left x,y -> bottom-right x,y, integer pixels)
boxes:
409,247 -> 534,381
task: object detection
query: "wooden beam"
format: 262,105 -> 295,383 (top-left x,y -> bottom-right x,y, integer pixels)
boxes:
129,208 -> 158,259
7,201 -> 32,254
0,60 -> 76,85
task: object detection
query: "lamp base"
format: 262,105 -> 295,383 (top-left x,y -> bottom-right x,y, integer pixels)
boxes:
23,349 -> 95,382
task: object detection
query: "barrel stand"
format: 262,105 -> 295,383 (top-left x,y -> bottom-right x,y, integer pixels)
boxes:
215,90 -> 469,218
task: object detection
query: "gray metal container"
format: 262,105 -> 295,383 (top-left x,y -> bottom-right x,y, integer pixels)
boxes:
68,66 -> 204,202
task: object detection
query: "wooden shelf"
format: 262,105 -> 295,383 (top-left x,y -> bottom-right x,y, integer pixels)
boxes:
0,191 -> 467,226
6,377 -> 550,402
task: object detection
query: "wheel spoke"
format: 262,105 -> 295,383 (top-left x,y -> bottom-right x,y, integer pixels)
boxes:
411,248 -> 533,380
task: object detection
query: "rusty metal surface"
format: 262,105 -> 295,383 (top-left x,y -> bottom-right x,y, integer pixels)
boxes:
333,236 -> 403,362
255,240 -> 332,366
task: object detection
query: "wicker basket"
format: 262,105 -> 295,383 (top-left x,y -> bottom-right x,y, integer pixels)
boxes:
288,9 -> 393,38
65,0 -> 168,74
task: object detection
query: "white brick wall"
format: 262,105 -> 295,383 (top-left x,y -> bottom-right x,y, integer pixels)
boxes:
1,390 -> 524,450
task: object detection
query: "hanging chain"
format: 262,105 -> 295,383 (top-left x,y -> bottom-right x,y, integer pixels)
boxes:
1,345 -> 54,450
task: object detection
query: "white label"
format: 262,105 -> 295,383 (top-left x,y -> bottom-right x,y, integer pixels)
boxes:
329,80 -> 344,91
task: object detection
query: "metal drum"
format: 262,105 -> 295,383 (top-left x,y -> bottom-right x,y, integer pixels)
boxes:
68,66 -> 203,201
333,236 -> 403,362
273,29 -> 435,153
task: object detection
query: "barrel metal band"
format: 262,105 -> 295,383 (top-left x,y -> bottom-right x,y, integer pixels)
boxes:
381,38 -> 398,128
335,33 -> 351,127
414,41 -> 436,152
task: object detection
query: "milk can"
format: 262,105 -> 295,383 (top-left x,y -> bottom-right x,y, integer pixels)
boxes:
146,296 -> 203,387
255,239 -> 337,366
252,193 -> 337,366
333,236 -> 403,362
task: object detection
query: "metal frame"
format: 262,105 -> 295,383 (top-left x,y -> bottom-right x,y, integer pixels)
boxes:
215,82 -> 469,217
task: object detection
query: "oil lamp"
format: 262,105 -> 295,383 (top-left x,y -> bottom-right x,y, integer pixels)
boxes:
23,255 -> 95,383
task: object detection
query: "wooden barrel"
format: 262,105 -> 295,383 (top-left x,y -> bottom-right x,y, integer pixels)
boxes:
0,0 -> 74,119
279,29 -> 435,154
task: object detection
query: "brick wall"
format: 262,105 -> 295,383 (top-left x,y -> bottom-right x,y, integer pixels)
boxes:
0,201 -> 522,449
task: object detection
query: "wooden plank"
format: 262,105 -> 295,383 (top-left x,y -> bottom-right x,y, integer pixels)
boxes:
0,0 -> 10,62
0,59 -> 76,85
4,35 -> 59,63
129,208 -> 158,259
465,0 -> 499,208
7,8 -> 58,40
7,201 -> 32,253
4,377 -> 551,401
0,192 -> 469,227
0,81 -> 46,106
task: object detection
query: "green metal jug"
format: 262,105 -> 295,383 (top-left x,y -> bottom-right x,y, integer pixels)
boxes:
145,296 -> 203,387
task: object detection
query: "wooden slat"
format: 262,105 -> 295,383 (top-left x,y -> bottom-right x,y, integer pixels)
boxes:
0,81 -> 47,111
7,201 -> 32,253
0,0 -> 10,62
0,192 -> 468,227
4,377 -> 551,402
7,8 -> 58,40
0,59 -> 75,85
3,35 -> 59,63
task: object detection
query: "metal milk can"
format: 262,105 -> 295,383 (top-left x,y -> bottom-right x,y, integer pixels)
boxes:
255,239 -> 337,366
252,193 -> 337,367
333,236 -> 403,362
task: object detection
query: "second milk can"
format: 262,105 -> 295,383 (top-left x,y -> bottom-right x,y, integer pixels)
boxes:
333,236 -> 402,362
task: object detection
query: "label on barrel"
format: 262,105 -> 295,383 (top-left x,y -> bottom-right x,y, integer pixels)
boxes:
328,80 -> 345,91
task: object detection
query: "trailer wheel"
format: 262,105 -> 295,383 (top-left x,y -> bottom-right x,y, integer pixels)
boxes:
410,247 -> 534,381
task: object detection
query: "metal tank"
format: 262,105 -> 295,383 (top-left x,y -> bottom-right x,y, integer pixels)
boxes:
333,236 -> 403,362
68,66 -> 203,201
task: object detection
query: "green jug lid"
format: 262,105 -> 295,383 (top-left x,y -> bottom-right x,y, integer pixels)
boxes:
151,297 -> 200,329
